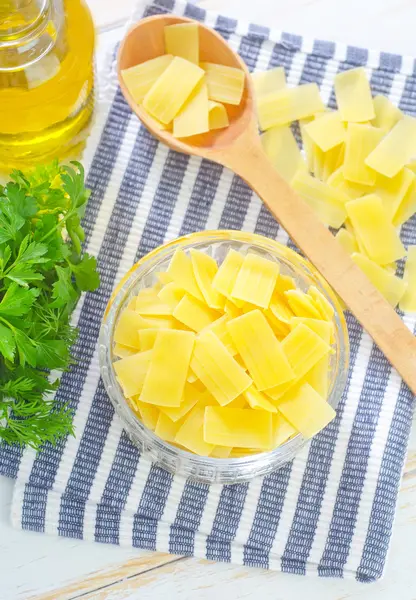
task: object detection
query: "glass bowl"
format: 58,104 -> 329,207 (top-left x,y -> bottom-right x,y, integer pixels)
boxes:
99,230 -> 349,484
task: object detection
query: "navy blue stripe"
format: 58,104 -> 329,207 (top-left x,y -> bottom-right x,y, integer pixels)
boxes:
134,150 -> 190,260
95,504 -> 121,544
21,484 -> 48,532
28,126 -> 159,491
58,493 -> 86,539
0,444 -> 23,479
206,483 -> 249,561
398,73 -> 416,117
357,379 -> 415,582
244,464 -> 292,567
184,2 -> 206,20
100,431 -> 140,509
137,465 -> 173,520
169,481 -> 210,555
65,380 -> 115,501
243,545 -> 269,569
132,516 -> 159,551
179,161 -> 224,235
346,46 -> 368,66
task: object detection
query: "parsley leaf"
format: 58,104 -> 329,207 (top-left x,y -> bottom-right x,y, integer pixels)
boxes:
0,160 -> 100,449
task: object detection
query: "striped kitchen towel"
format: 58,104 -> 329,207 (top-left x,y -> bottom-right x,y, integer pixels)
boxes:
1,0 -> 415,582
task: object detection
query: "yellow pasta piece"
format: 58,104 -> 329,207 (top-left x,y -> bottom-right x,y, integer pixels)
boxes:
374,168 -> 415,221
113,309 -> 144,349
276,383 -> 336,438
121,55 -> 173,103
243,385 -> 277,413
190,330 -> 252,406
134,400 -> 159,430
272,413 -> 297,447
138,328 -> 159,351
113,343 -> 137,358
371,95 -> 403,132
157,271 -> 174,285
307,286 -> 335,321
343,124 -> 384,186
204,406 -> 273,449
274,274 -> 296,294
157,282 -> 186,310
155,412 -> 184,443
200,62 -> 245,105
224,298 -> 243,319
264,378 -> 297,402
231,253 -> 280,309
264,307 -> 291,338
322,143 -> 345,182
291,170 -> 348,228
281,323 -> 331,380
201,314 -> 238,356
175,403 -> 215,456
113,350 -> 153,398
305,355 -> 330,399
394,178 -> 416,227
173,294 -> 220,332
143,56 -> 204,124
208,100 -> 229,130
335,227 -> 359,255
190,249 -> 225,309
334,67 -> 375,122
261,125 -> 307,182
290,317 -> 333,343
135,294 -> 173,316
164,23 -> 199,64
160,382 -> 204,422
269,292 -> 294,322
140,330 -> 195,407
399,246 -> 416,312
304,111 -> 346,152
252,66 -> 286,97
365,116 -> 416,178
173,81 -> 209,138
327,167 -> 368,200
212,249 -> 244,298
167,249 -> 204,302
346,195 -> 406,264
351,253 -> 407,307
300,122 -> 317,174
257,83 -> 325,131
227,310 -> 295,390
284,289 -> 322,320
210,445 -> 233,458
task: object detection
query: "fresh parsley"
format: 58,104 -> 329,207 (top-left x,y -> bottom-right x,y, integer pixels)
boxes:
0,161 -> 100,449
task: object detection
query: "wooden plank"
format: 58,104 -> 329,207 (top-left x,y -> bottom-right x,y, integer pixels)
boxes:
30,553 -> 187,600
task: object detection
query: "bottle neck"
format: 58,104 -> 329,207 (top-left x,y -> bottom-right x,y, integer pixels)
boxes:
0,0 -> 64,72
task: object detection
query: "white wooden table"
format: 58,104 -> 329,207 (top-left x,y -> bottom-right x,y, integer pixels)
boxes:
2,1 -> 416,598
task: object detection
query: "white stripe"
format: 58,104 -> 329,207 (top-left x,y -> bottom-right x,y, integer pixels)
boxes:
205,169 -> 234,230
156,476 -> 187,552
86,417 -> 124,505
83,503 -> 98,542
305,331 -> 372,573
231,477 -> 264,564
367,48 -> 381,70
286,49 -> 308,88
43,488 -> 63,536
268,444 -> 310,569
123,456 -> 152,514
333,42 -> 348,63
10,482 -> 25,529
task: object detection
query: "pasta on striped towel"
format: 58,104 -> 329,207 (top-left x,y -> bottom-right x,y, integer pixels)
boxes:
2,0 -> 416,584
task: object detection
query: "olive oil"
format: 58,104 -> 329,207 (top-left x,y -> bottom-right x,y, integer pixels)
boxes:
0,0 -> 95,171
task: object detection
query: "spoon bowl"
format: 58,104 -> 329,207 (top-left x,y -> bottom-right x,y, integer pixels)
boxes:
118,14 -> 257,154
117,14 -> 416,395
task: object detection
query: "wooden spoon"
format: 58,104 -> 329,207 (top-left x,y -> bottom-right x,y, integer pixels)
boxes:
118,14 -> 416,394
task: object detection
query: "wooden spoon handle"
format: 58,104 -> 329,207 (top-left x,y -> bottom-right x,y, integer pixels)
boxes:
223,138 -> 416,394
